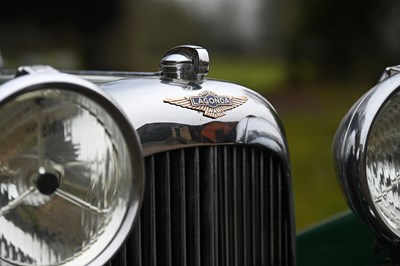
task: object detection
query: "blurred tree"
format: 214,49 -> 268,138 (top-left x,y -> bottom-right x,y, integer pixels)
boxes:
0,0 -> 209,71
0,0 -> 123,69
282,0 -> 400,83
118,0 -> 209,71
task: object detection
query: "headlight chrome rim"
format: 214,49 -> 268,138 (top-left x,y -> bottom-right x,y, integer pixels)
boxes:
334,72 -> 400,246
0,71 -> 144,265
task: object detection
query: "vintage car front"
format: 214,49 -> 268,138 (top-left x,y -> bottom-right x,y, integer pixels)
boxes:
0,45 -> 295,265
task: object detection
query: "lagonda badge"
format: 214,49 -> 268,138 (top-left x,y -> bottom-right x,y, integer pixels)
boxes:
164,90 -> 248,118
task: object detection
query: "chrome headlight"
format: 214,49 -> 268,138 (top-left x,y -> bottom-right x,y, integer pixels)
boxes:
334,65 -> 400,245
0,67 -> 144,265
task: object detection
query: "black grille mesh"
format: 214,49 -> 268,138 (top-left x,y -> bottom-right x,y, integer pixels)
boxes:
106,145 -> 294,266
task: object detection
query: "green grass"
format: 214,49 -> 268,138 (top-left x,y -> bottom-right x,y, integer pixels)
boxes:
281,105 -> 348,229
273,84 -> 369,230
209,57 -> 287,93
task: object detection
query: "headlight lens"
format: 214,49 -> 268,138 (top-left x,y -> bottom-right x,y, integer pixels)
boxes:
0,71 -> 143,265
366,90 -> 400,236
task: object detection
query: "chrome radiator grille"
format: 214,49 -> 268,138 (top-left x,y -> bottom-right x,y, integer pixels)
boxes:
106,145 -> 294,266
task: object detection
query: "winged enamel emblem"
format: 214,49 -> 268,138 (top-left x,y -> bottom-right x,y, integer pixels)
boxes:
164,90 -> 248,118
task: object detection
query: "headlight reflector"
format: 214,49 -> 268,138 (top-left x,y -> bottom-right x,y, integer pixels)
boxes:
0,70 -> 144,265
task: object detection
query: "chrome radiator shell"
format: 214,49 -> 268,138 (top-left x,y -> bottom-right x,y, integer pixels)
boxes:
100,72 -> 295,265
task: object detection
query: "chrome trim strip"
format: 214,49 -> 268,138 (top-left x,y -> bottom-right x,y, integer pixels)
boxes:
0,68 -> 160,87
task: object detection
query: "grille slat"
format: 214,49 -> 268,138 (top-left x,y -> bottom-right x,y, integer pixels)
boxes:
108,145 -> 294,266
260,151 -> 266,265
186,148 -> 201,266
155,153 -> 172,265
252,148 -> 261,266
222,146 -> 230,266
232,147 -> 241,266
277,161 -> 283,264
269,155 -> 276,265
138,155 -> 157,265
171,149 -> 187,266
213,147 -> 219,265
128,219 -> 141,266
199,147 -> 215,266
242,147 -> 251,266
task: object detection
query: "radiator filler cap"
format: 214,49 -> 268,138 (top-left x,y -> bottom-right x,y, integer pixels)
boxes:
160,45 -> 209,82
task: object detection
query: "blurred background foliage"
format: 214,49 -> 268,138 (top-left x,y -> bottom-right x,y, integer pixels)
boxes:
2,0 -> 400,230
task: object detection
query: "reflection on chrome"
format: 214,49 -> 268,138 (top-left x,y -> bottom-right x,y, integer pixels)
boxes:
0,186 -> 35,216
55,189 -> 110,214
